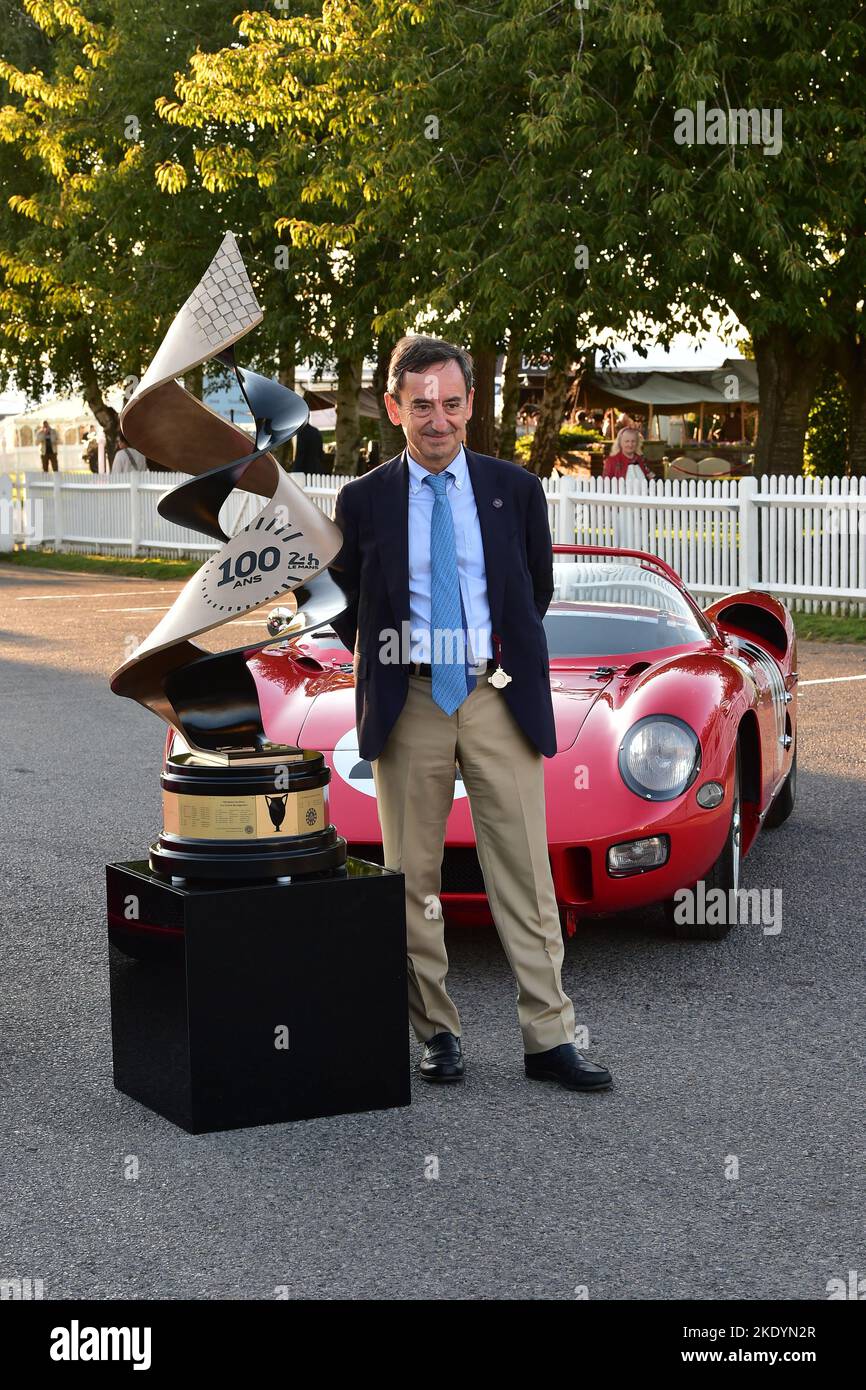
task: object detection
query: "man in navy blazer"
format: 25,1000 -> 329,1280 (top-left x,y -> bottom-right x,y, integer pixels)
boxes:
327,336 -> 612,1092
330,436 -> 556,764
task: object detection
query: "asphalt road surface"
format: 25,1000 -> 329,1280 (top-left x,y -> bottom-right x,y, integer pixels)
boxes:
1,568 -> 864,1300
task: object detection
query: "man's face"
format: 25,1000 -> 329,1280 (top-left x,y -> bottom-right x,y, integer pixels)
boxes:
384,359 -> 473,471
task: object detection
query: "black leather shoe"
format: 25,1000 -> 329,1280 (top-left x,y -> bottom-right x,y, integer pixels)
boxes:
525,1042 -> 612,1091
419,1031 -> 464,1083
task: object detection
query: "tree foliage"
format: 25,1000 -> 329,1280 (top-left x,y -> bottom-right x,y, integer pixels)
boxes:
1,0 -> 864,475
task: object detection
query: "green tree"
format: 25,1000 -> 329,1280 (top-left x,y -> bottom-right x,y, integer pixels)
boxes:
623,0 -> 866,476
159,2 -> 706,477
6,0 -> 865,486
805,369 -> 849,477
0,0 -> 259,451
157,2 -> 427,471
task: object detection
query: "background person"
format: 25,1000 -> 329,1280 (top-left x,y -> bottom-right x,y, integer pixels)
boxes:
82,428 -> 99,473
604,425 -> 653,549
110,431 -> 147,473
36,420 -> 58,472
361,437 -> 381,473
292,419 -> 324,473
603,425 -> 653,485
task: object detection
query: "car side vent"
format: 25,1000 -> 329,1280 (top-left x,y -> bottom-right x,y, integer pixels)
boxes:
715,603 -> 788,657
624,661 -> 651,678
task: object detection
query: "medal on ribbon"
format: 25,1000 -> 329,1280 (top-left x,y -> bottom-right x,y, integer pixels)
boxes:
488,632 -> 512,688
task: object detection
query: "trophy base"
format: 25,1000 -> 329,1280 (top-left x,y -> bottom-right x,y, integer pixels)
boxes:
149,823 -> 347,881
153,745 -> 346,882
107,858 -> 410,1132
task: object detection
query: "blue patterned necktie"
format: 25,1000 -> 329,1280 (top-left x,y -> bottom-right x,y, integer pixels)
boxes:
423,470 -> 470,714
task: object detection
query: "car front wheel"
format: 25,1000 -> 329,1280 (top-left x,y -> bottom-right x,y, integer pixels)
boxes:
663,749 -> 741,941
765,740 -> 796,828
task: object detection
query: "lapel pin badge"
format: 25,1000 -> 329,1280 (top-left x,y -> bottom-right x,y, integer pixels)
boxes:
492,497 -> 503,508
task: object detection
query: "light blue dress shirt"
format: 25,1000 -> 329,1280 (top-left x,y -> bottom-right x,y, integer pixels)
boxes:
406,445 -> 493,664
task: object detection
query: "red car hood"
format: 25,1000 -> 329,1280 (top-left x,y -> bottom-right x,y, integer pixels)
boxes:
249,648 -> 355,749
547,667 -> 615,750
251,647 -> 613,753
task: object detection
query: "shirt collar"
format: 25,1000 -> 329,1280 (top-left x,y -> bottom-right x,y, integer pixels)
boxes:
406,444 -> 467,493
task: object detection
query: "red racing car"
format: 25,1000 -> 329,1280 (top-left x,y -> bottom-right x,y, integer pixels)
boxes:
161,543 -> 797,942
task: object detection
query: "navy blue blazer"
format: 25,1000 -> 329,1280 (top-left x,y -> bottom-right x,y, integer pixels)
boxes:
326,448 -> 557,761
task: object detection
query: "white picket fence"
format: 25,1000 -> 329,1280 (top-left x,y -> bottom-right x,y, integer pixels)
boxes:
6,469 -> 866,612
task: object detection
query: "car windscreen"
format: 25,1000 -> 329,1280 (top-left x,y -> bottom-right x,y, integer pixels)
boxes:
545,562 -> 709,656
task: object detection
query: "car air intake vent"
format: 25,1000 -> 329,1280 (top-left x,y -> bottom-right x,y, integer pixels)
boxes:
346,843 -> 385,868
441,847 -> 486,893
345,843 -> 487,894
624,662 -> 651,677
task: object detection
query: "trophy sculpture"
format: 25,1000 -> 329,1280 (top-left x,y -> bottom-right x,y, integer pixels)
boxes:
110,231 -> 350,882
106,233 -> 409,1133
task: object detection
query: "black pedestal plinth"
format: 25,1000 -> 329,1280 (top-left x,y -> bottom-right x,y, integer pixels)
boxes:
107,859 -> 409,1133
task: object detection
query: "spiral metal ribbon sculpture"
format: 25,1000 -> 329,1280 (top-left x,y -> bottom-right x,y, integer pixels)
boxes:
110,233 -> 349,755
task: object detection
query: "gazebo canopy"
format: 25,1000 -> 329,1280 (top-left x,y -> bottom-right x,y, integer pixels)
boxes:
303,386 -> 380,419
578,359 -> 759,413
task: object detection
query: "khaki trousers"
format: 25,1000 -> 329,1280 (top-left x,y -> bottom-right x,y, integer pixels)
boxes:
370,672 -> 576,1054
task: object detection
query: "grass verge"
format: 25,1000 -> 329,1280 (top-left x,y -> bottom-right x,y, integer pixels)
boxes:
791,610 -> 866,643
0,549 -> 199,581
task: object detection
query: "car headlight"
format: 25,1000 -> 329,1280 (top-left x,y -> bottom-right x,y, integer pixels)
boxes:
619,716 -> 700,801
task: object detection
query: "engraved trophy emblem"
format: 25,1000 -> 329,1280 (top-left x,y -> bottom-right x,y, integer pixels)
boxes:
265,793 -> 289,833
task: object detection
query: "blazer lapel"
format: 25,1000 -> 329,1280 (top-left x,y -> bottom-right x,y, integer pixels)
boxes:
372,450 -> 410,627
465,448 -> 508,630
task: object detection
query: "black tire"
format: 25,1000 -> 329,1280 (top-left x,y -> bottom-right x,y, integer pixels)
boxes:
765,741 -> 796,828
663,749 -> 741,941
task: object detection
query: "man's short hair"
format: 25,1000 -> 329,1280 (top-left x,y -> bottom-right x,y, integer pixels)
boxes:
387,335 -> 473,400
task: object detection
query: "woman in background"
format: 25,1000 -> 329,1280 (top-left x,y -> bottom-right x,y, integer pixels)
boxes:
603,425 -> 653,484
603,425 -> 653,549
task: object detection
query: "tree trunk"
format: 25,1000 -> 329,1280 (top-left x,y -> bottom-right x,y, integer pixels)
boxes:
753,329 -> 827,477
563,350 -> 592,423
373,335 -> 407,462
833,336 -> 866,476
79,340 -> 120,458
276,343 -> 296,469
496,329 -> 523,462
527,355 -> 570,478
334,353 -> 363,475
465,342 -> 497,455
277,345 -> 296,393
